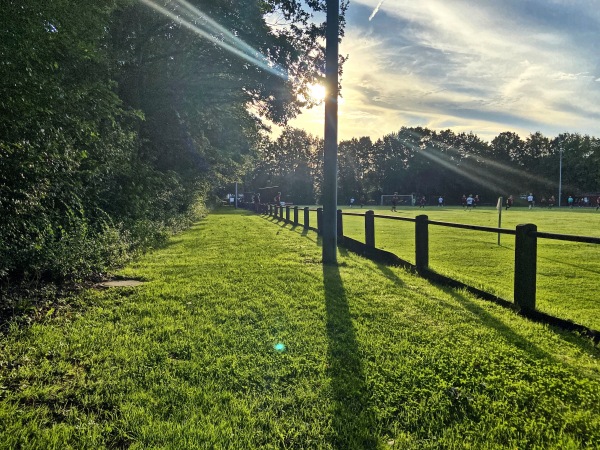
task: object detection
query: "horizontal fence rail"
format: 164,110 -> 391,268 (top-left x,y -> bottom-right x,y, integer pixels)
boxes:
427,220 -> 517,235
251,204 -> 599,341
534,231 -> 600,244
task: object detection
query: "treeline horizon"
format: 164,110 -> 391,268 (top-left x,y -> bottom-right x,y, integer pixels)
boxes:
248,125 -> 600,206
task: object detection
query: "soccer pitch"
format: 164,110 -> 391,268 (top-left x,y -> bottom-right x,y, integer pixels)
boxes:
335,205 -> 600,331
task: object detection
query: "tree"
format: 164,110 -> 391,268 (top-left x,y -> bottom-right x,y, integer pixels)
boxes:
0,0 -> 346,284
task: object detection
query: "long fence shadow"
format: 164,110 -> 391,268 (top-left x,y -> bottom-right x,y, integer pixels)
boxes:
323,264 -> 377,449
449,289 -> 600,364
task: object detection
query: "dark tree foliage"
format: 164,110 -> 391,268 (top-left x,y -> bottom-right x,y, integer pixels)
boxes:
247,127 -> 321,204
0,0 -> 341,285
249,126 -> 600,207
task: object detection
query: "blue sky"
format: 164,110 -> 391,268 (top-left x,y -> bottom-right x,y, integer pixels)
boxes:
288,0 -> 600,142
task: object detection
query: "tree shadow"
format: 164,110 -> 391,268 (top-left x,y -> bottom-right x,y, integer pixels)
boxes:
323,264 -> 377,449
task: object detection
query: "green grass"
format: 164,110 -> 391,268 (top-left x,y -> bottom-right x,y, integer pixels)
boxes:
331,205 -> 600,331
1,208 -> 600,449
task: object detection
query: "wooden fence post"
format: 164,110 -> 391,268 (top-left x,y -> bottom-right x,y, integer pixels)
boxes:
365,210 -> 375,247
304,207 -> 310,229
269,204 -> 273,216
514,223 -> 537,312
286,205 -> 290,222
279,205 -> 284,220
337,209 -> 343,242
415,215 -> 429,272
317,208 -> 323,235
293,206 -> 299,225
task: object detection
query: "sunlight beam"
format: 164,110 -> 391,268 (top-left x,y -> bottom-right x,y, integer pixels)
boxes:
139,0 -> 288,80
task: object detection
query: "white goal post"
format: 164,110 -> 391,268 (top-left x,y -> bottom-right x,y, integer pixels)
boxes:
380,194 -> 415,206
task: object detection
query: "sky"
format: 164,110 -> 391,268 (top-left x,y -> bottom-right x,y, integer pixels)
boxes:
287,0 -> 600,143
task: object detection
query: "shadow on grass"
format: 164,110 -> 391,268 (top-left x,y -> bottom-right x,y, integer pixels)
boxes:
323,264 -> 377,449
448,290 -> 600,363
537,254 -> 600,276
376,263 -> 406,286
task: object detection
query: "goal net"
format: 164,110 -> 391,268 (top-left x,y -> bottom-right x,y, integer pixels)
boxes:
381,194 -> 415,206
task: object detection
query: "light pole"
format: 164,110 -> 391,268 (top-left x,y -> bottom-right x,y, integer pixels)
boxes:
322,0 -> 339,265
558,146 -> 563,207
235,181 -> 238,209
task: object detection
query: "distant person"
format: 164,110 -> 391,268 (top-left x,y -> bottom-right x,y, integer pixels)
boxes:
253,193 -> 261,212
349,197 -> 355,208
506,195 -> 513,210
584,197 -> 589,207
419,196 -> 426,208
527,193 -> 534,209
461,194 -> 467,208
360,196 -> 365,208
391,192 -> 399,212
548,195 -> 555,208
540,196 -> 547,208
438,196 -> 444,207
568,195 -> 574,208
466,194 -> 474,210
474,194 -> 480,208
274,192 -> 284,207
596,197 -> 600,211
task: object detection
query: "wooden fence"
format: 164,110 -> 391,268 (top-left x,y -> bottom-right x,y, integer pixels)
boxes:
257,204 -> 599,341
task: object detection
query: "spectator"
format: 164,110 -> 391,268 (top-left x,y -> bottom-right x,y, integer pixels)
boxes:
253,193 -> 260,212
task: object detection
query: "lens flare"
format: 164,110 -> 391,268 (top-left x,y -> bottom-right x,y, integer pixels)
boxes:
274,342 -> 286,352
139,0 -> 288,80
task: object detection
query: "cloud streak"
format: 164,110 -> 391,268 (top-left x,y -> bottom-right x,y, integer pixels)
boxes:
368,0 -> 385,21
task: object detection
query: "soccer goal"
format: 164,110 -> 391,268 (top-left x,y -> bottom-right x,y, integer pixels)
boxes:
381,194 -> 415,206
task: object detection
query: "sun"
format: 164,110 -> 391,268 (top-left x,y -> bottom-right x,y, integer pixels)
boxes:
307,83 -> 326,102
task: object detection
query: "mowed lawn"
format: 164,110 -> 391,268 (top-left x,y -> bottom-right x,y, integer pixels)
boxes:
1,208 -> 599,449
334,205 -> 600,331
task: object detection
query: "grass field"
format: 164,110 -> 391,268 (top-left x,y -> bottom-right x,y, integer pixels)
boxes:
1,208 -> 600,449
299,205 -> 600,332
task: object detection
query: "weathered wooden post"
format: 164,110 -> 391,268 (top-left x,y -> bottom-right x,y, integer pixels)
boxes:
279,205 -> 284,220
286,205 -> 290,223
337,209 -> 343,242
304,207 -> 310,230
293,206 -> 299,226
365,210 -> 375,248
514,224 -> 537,312
317,208 -> 323,235
269,204 -> 273,216
415,215 -> 429,273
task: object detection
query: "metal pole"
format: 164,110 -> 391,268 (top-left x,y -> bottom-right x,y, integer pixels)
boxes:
558,147 -> 563,207
497,196 -> 502,246
235,182 -> 238,209
322,0 -> 339,265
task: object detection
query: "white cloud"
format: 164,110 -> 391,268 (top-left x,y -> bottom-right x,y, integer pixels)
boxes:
288,0 -> 600,141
